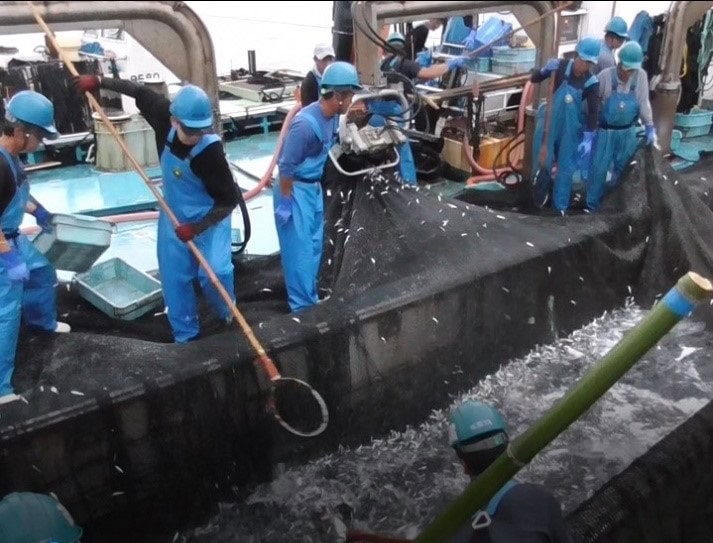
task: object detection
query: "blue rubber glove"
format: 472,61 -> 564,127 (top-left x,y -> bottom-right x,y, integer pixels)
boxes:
578,131 -> 595,158
645,125 -> 657,146
416,49 -> 432,68
448,56 -> 467,71
368,101 -> 402,117
275,195 -> 293,227
32,204 -> 53,233
540,58 -> 560,77
0,248 -> 29,283
463,29 -> 478,50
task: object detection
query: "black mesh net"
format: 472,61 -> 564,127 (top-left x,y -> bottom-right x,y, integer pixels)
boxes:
567,399 -> 713,543
0,59 -> 101,135
4,145 -> 713,538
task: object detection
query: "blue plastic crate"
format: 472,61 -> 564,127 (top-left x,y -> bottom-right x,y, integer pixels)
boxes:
679,124 -> 712,138
33,213 -> 114,272
674,108 -> 713,128
478,57 -> 491,72
491,46 -> 537,62
491,58 -> 536,76
465,56 -> 491,72
74,258 -> 163,321
670,129 -> 683,151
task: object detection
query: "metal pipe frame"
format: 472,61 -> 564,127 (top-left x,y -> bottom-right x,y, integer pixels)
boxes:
0,1 -> 219,126
653,1 -> 713,154
351,0 -> 557,107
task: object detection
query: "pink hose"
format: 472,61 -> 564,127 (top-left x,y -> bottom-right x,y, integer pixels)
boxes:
243,96 -> 302,201
19,210 -> 160,235
19,97 -> 306,235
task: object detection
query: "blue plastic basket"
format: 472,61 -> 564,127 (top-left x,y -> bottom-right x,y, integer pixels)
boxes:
679,124 -> 712,138
674,108 -> 713,128
491,58 -> 536,76
74,258 -> 163,321
491,46 -> 537,62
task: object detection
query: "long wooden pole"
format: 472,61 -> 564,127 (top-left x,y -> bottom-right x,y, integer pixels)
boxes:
28,1 -> 282,380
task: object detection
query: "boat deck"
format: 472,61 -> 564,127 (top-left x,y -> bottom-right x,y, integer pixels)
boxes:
23,133 -> 283,279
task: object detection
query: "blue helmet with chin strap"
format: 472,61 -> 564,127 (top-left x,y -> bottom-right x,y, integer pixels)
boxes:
169,84 -> 213,129
6,90 -> 59,140
575,36 -> 602,63
0,492 -> 83,543
619,41 -> 643,70
320,61 -> 362,92
387,32 -> 406,46
448,400 -> 508,453
605,16 -> 629,40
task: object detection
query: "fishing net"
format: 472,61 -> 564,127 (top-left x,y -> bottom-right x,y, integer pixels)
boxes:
567,398 -> 713,543
4,145 -> 713,537
0,59 -> 101,134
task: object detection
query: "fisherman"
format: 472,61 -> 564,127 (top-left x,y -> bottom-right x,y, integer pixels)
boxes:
594,17 -> 629,75
0,491 -> 83,543
381,31 -> 467,92
379,32 -> 467,183
0,90 -> 70,405
586,41 -> 655,211
403,19 -> 445,60
447,400 -> 574,542
530,37 -> 601,213
300,43 -> 336,107
73,75 -> 240,344
274,61 -> 362,313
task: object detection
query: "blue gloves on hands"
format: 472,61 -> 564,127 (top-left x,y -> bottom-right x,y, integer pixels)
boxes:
416,49 -> 432,68
368,101 -> 402,117
448,56 -> 467,71
578,131 -> 595,158
540,58 -> 560,77
463,29 -> 478,50
645,125 -> 657,146
1,248 -> 29,283
32,204 -> 53,233
275,195 -> 293,227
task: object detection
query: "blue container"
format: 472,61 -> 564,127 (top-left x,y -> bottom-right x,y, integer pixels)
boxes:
32,213 -> 114,272
74,258 -> 164,321
491,46 -> 537,62
478,57 -> 492,72
679,124 -> 712,138
674,108 -> 713,128
491,58 -> 536,76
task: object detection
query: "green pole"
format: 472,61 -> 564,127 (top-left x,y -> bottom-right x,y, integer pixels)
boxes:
415,272 -> 713,543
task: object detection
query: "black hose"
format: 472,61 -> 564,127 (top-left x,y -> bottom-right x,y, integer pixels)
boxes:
231,191 -> 252,255
491,128 -> 525,179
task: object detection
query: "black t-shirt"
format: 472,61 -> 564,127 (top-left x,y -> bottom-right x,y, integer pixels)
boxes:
381,55 -> 423,84
300,70 -> 320,107
405,25 -> 430,60
101,77 -> 239,214
449,483 -> 574,543
0,154 -> 17,223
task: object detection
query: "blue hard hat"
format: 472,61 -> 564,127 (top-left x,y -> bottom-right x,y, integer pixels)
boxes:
387,31 -> 406,46
320,61 -> 362,91
6,90 -> 58,140
169,84 -> 213,129
619,41 -> 643,70
448,400 -> 508,452
0,492 -> 83,543
605,16 -> 629,39
575,36 -> 602,63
